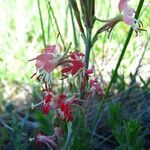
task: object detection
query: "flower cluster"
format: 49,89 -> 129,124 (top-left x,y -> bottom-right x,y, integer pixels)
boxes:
30,44 -> 103,149
30,45 -> 85,79
61,50 -> 85,76
32,87 -> 78,122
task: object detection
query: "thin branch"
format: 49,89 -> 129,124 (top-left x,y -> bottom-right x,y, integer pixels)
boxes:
37,0 -> 46,47
48,2 -> 66,50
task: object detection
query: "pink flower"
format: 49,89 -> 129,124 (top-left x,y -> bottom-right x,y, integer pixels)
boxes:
55,94 -> 80,122
90,79 -> 104,97
57,101 -> 73,122
70,50 -> 84,59
61,51 -> 85,75
42,103 -> 51,115
35,132 -> 57,149
56,94 -> 73,122
118,0 -> 128,12
61,60 -> 85,75
118,0 -> 143,34
35,127 -> 63,150
85,79 -> 104,99
85,68 -> 94,75
42,92 -> 54,115
29,45 -> 57,74
35,45 -> 56,73
96,0 -> 144,38
31,91 -> 54,115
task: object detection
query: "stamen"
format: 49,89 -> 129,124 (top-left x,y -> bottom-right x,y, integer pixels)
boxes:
29,137 -> 35,142
31,101 -> 44,109
30,73 -> 37,79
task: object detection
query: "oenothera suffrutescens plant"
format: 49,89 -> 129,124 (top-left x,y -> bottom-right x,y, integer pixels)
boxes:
29,0 -> 145,149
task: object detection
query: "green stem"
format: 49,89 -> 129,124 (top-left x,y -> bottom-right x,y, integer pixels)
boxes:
69,3 -> 78,48
104,0 -> 145,99
37,0 -> 46,47
69,0 -> 86,42
45,0 -> 51,43
64,122 -> 72,150
48,3 -> 66,50
85,28 -> 91,69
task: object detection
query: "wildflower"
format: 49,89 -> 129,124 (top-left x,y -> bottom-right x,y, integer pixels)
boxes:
61,60 -> 85,75
94,0 -> 144,39
85,78 -> 104,99
85,68 -> 94,75
57,101 -> 73,122
55,94 -> 81,122
61,51 -> 85,76
70,50 -> 84,60
31,91 -> 54,115
118,0 -> 144,35
35,132 -> 57,150
55,94 -> 73,122
90,79 -> 104,97
42,103 -> 51,115
35,127 -> 63,150
35,45 -> 57,73
80,68 -> 94,91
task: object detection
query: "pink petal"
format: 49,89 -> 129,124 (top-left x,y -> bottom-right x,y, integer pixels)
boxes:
35,61 -> 44,69
124,7 -> 135,16
45,45 -> 57,54
123,15 -> 134,25
44,61 -> 55,73
36,53 -> 54,63
118,0 -> 128,12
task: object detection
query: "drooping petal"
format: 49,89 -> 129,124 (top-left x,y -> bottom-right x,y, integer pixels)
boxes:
61,66 -> 73,75
45,45 -> 57,54
44,61 -> 56,73
35,132 -> 57,149
58,94 -> 67,102
36,53 -> 54,63
70,51 -> 84,60
42,103 -> 51,115
124,7 -> 135,16
71,60 -> 85,75
44,94 -> 52,103
118,0 -> 128,12
58,102 -> 73,121
35,61 -> 44,70
123,15 -> 134,25
85,68 -> 94,75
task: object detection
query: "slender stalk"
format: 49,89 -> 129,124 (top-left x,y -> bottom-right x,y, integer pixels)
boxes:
45,0 -> 51,43
104,0 -> 145,99
69,3 -> 78,48
64,122 -> 72,150
84,0 -> 94,69
37,0 -> 46,47
69,0 -> 86,42
85,28 -> 91,69
48,2 -> 66,50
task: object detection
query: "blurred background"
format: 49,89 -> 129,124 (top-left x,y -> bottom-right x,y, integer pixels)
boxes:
0,0 -> 149,148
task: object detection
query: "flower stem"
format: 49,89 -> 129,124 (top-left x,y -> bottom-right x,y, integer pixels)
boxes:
85,28 -> 91,69
64,122 -> 72,150
104,0 -> 145,99
37,0 -> 46,47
